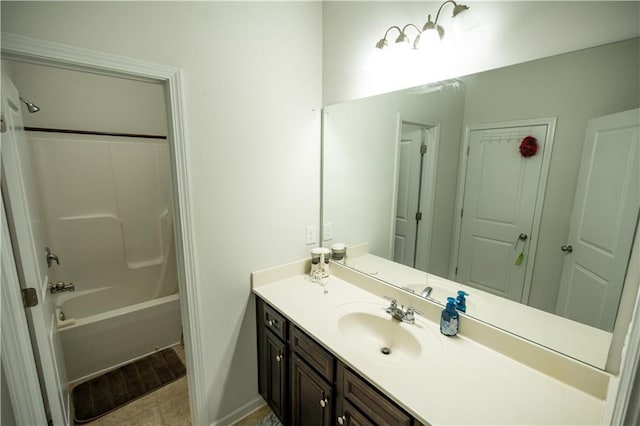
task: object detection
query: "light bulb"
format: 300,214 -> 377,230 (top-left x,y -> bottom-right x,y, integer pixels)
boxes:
419,28 -> 441,50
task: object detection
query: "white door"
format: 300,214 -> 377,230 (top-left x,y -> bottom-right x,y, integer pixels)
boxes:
1,75 -> 71,425
556,109 -> 639,331
394,124 -> 425,267
456,124 -> 548,301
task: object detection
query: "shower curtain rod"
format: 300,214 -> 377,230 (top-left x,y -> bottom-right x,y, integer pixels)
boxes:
24,127 -> 167,140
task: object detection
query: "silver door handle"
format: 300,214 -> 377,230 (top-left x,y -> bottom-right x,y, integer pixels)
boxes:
561,245 -> 573,253
45,247 -> 60,267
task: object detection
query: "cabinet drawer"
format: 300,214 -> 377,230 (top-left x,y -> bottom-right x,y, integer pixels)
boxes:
337,362 -> 412,426
263,302 -> 288,341
291,325 -> 335,382
336,396 -> 374,426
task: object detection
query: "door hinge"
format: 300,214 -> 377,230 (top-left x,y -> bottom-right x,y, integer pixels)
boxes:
460,209 -> 464,218
21,288 -> 39,308
1,112 -> 6,133
415,211 -> 423,221
420,144 -> 427,155
455,266 -> 458,276
466,145 -> 470,156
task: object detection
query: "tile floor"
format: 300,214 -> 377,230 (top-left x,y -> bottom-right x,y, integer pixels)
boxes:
82,345 -> 190,426
79,344 -> 274,426
232,405 -> 273,426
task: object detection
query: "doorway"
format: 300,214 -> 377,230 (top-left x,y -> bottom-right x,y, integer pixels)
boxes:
1,34 -> 203,425
556,109 -> 640,331
393,122 -> 438,272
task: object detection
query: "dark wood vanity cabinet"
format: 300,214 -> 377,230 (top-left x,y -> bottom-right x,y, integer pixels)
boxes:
257,297 -> 289,423
256,296 -> 425,426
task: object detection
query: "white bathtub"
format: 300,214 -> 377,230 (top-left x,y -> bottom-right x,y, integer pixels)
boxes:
56,288 -> 182,383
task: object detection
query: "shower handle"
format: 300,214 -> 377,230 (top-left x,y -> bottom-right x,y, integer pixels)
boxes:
49,281 -> 75,294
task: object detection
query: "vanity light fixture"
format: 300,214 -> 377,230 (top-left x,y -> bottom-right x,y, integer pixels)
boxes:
373,0 -> 470,53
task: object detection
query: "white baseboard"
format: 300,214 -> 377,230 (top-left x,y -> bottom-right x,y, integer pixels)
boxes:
210,396 -> 266,426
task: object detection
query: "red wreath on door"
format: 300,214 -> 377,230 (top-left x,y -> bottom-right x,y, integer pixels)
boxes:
519,136 -> 538,158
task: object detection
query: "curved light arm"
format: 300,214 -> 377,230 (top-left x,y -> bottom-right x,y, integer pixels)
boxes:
434,0 -> 469,24
375,25 -> 402,49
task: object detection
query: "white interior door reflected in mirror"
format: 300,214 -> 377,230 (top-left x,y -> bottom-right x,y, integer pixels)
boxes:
455,123 -> 549,302
393,123 -> 437,270
556,109 -> 640,331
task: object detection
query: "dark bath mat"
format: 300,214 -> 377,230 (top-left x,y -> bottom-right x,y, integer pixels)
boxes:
72,348 -> 186,424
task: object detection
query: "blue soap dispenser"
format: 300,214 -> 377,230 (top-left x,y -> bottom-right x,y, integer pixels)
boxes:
456,290 -> 468,313
440,297 -> 459,336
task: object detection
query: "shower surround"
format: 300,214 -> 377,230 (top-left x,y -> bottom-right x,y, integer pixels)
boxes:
30,131 -> 180,382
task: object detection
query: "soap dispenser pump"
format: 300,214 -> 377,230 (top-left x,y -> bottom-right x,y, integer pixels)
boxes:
440,297 -> 459,336
456,290 -> 468,313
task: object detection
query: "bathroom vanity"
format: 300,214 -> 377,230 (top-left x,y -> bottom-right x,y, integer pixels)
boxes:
252,259 -> 608,425
257,296 -> 428,425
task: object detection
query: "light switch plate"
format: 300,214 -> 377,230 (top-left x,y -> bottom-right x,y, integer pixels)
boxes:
323,222 -> 333,241
305,225 -> 317,245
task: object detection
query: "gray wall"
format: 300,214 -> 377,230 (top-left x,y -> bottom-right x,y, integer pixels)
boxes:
2,2 -> 322,423
323,85 -> 465,277
8,61 -> 168,135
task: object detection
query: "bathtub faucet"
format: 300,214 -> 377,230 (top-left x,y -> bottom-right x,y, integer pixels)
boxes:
49,281 -> 75,294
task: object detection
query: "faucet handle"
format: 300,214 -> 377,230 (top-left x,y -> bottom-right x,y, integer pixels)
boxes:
406,306 -> 422,315
404,306 -> 423,323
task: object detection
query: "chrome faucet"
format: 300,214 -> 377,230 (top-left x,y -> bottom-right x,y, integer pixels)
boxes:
420,286 -> 433,298
383,297 -> 422,324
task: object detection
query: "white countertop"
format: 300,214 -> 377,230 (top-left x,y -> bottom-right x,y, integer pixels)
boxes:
252,265 -> 606,425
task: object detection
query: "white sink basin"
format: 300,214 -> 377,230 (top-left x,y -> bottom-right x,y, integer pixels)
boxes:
330,302 -> 441,364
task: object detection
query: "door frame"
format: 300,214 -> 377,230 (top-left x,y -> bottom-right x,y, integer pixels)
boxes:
0,33 -> 206,424
1,201 -> 49,425
389,114 -> 439,270
449,117 -> 557,303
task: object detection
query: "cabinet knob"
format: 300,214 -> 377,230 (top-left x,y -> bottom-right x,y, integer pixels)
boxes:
275,354 -> 282,362
268,319 -> 277,327
319,398 -> 328,408
337,415 -> 346,425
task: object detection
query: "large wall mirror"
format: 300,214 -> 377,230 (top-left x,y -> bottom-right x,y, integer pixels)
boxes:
322,37 -> 639,371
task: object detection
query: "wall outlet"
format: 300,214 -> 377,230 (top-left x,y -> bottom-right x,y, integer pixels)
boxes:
323,222 -> 333,241
305,225 -> 317,245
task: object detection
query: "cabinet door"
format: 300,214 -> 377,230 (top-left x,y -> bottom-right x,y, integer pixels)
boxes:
336,396 -> 374,426
291,356 -> 333,426
265,330 -> 288,423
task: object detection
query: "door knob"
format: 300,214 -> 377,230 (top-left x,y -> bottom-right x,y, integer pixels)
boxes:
561,245 -> 573,253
